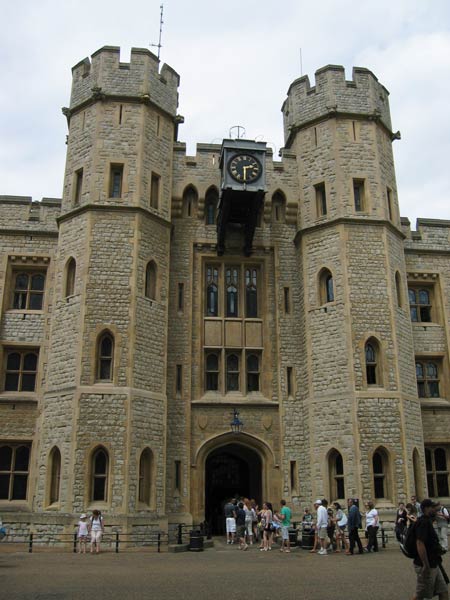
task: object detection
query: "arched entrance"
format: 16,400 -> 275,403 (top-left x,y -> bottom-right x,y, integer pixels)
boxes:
205,444 -> 262,534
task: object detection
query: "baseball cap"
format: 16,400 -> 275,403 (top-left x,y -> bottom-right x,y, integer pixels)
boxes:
420,499 -> 439,511
314,499 -> 322,505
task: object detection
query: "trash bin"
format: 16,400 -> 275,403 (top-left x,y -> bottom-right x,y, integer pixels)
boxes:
289,528 -> 298,547
189,530 -> 204,552
301,528 -> 315,550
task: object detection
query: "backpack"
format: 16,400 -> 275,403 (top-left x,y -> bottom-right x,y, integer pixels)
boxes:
400,523 -> 417,559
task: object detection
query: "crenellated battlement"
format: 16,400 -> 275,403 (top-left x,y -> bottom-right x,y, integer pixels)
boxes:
70,46 -> 180,116
282,65 -> 392,146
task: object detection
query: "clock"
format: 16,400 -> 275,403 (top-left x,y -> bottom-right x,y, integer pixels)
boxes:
228,154 -> 262,183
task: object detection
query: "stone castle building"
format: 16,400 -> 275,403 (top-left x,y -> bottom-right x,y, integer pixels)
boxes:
1,45 -> 450,537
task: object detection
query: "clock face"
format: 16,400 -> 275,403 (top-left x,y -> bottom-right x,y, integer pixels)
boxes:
228,154 -> 262,183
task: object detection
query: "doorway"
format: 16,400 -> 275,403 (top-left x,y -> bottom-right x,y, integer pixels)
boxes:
205,443 -> 262,534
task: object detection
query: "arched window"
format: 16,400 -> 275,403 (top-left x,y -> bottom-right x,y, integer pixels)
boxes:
426,447 -> 449,497
246,354 -> 260,392
206,266 -> 219,316
97,332 -> 114,381
205,187 -> 218,225
328,449 -> 345,500
365,338 -> 381,386
91,447 -> 109,502
65,258 -> 76,298
373,447 -> 390,499
272,191 -> 286,222
395,271 -> 402,307
138,448 -> 153,506
226,267 -> 239,317
205,353 -> 219,391
245,268 -> 258,317
409,288 -> 432,322
183,186 -> 198,218
319,268 -> 334,304
48,446 -> 61,505
226,354 -> 240,392
145,261 -> 157,300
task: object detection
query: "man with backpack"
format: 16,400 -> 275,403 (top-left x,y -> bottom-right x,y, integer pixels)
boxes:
411,499 -> 448,600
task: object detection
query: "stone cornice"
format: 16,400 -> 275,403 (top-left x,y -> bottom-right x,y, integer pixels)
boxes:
56,203 -> 172,228
405,246 -> 450,256
294,216 -> 406,246
0,228 -> 58,238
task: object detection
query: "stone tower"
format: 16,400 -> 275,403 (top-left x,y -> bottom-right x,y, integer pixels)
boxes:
34,47 -> 180,531
282,66 -> 426,504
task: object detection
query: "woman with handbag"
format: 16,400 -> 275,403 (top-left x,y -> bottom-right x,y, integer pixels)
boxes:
260,502 -> 274,551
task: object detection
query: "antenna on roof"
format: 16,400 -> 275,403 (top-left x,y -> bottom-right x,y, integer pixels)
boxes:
150,4 -> 164,60
300,48 -> 303,76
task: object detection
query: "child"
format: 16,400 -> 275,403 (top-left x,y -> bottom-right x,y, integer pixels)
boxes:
77,513 -> 89,554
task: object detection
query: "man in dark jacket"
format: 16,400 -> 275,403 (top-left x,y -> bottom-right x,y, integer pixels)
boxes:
346,498 -> 363,555
412,499 -> 448,600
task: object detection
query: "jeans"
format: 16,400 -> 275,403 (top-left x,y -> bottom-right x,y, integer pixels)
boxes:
349,527 -> 363,554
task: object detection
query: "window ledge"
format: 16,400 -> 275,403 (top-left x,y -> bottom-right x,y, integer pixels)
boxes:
420,398 -> 450,409
0,393 -> 37,403
194,392 -> 277,406
412,322 -> 441,328
5,309 -> 44,315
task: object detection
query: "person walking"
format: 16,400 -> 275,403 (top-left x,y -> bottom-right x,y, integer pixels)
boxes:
315,499 -> 329,555
395,502 -> 408,542
279,499 -> 292,553
77,513 -> 89,554
364,500 -> 379,552
412,499 -> 448,600
224,498 -> 236,544
346,498 -> 363,555
435,503 -> 449,552
260,502 -> 274,551
89,510 -> 104,554
333,502 -> 349,552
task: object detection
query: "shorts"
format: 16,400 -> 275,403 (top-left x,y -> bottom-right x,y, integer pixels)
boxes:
237,524 -> 246,538
318,526 -> 328,540
226,517 -> 236,534
78,535 -> 88,542
245,520 -> 253,536
414,565 -> 447,600
281,526 -> 289,541
91,530 -> 102,543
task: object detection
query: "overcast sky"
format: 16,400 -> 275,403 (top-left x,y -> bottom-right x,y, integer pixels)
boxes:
1,0 -> 449,227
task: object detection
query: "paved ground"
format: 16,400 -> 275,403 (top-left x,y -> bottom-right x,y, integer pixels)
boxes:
2,537 -> 449,599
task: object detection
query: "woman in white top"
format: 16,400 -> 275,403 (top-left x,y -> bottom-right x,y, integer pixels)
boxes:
364,501 -> 379,552
90,510 -> 104,554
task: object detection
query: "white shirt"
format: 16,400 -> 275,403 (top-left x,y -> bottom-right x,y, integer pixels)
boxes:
366,508 -> 378,527
316,505 -> 328,528
78,520 -> 89,536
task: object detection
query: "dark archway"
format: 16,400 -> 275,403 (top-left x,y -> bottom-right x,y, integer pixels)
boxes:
205,443 -> 262,534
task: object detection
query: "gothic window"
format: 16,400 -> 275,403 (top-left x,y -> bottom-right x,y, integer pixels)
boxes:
97,332 -> 114,381
353,179 -> 365,212
0,443 -> 30,500
272,191 -> 286,222
183,186 -> 198,218
4,350 -> 39,392
329,449 -> 345,500
409,288 -> 432,323
315,183 -> 327,217
12,271 -> 46,310
48,446 -> 61,505
319,268 -> 334,304
373,447 -> 390,499
109,164 -> 124,198
65,258 -> 76,298
145,261 -> 157,300
205,353 -> 219,391
91,447 -> 108,502
246,354 -> 260,392
245,268 -> 258,317
365,339 -> 381,386
226,267 -> 239,317
416,360 -> 440,398
426,447 -> 449,497
226,354 -> 240,392
205,187 -> 218,225
206,266 -> 219,316
138,448 -> 153,506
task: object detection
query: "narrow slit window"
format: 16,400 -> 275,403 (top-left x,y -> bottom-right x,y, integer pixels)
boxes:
245,268 -> 258,318
178,283 -> 184,312
206,266 -> 219,316
110,164 -> 124,198
287,366 -> 293,396
74,169 -> 83,205
176,365 -> 182,394
150,173 -> 160,209
284,287 -> 291,314
225,267 -> 239,317
315,183 -> 327,217
353,179 -> 365,212
175,460 -> 181,491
